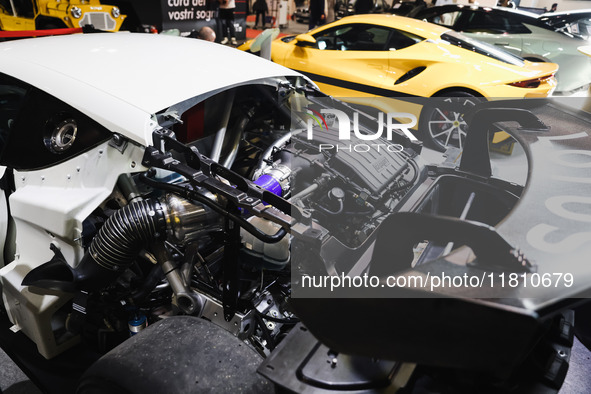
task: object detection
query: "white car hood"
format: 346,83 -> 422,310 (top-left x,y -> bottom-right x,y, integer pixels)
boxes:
0,33 -> 301,145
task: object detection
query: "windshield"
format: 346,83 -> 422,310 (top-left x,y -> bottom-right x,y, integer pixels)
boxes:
440,30 -> 525,67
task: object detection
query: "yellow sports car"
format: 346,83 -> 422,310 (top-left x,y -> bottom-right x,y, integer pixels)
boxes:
240,14 -> 558,151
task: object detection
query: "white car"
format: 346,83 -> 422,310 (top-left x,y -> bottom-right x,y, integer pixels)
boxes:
0,32 -> 306,390
414,5 -> 591,95
540,9 -> 591,40
0,32 -> 590,394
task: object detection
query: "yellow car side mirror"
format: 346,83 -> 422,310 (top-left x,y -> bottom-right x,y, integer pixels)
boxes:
295,34 -> 316,46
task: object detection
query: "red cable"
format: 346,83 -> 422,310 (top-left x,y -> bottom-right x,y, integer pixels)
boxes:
0,27 -> 83,38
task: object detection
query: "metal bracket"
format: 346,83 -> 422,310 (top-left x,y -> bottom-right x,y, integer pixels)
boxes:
222,203 -> 241,321
142,130 -> 296,228
460,107 -> 548,178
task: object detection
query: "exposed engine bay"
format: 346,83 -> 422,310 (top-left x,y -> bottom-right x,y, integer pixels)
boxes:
0,77 -> 435,360
1,77 -> 521,350
0,75 -> 580,393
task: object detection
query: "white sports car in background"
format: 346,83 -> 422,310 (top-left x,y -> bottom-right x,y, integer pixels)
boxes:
540,9 -> 591,40
414,5 -> 591,95
1,32 -> 591,394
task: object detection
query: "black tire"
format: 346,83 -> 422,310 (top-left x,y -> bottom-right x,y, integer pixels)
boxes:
77,316 -> 273,394
522,55 -> 550,63
419,91 -> 479,152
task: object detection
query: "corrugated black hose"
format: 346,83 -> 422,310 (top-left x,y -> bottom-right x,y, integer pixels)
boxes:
22,199 -> 166,293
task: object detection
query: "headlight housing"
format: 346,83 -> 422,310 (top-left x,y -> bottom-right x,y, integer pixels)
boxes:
71,6 -> 82,19
111,7 -> 120,18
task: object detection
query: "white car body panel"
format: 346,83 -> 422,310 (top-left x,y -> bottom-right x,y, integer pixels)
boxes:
0,141 -> 147,358
0,33 -> 301,145
0,33 -> 304,358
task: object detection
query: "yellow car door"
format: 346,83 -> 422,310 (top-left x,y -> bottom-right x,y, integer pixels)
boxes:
383,29 -> 433,97
0,14 -> 36,31
0,0 -> 35,31
282,23 -> 393,98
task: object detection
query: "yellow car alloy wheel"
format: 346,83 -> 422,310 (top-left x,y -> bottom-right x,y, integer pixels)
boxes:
420,92 -> 479,152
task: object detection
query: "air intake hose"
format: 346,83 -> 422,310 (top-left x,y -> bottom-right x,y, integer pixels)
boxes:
90,199 -> 166,272
23,199 -> 167,293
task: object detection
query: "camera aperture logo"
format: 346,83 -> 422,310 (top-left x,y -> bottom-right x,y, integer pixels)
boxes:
306,108 -> 329,131
304,108 -> 418,153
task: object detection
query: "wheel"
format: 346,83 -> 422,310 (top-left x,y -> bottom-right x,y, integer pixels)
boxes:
77,316 -> 273,394
419,91 -> 478,152
522,54 -> 550,63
